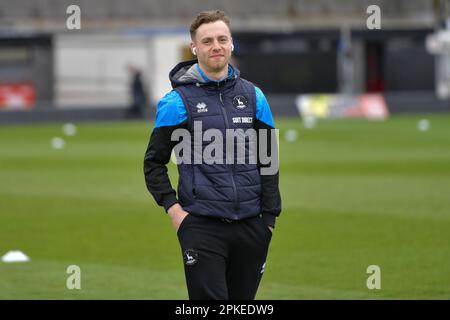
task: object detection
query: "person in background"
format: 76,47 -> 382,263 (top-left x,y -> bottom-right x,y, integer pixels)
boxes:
127,64 -> 148,119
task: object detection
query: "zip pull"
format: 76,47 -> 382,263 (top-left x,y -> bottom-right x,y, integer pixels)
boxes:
219,92 -> 224,104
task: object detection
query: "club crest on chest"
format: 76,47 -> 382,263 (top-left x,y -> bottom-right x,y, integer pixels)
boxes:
232,95 -> 248,110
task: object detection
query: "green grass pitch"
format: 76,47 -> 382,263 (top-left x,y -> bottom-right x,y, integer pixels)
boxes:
1,114 -> 449,299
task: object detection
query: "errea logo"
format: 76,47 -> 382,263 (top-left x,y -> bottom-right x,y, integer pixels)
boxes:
196,102 -> 208,113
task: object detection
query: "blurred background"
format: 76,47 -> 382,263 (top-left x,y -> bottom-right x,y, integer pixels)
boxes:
0,0 -> 449,119
0,0 -> 450,299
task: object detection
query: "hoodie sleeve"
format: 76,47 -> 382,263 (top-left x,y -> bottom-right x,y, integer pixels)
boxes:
143,90 -> 188,212
254,86 -> 282,228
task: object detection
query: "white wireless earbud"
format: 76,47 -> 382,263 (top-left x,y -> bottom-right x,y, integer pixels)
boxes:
231,44 -> 234,52
192,47 -> 197,56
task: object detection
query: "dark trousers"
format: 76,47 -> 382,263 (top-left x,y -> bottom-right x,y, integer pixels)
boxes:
177,214 -> 272,300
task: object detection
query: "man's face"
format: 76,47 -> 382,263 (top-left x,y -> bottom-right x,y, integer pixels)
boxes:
192,20 -> 232,73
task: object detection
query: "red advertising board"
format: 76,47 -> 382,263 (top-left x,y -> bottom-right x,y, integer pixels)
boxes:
345,94 -> 389,119
0,83 -> 35,110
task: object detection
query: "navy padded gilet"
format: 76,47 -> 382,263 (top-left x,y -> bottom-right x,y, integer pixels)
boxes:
174,78 -> 261,220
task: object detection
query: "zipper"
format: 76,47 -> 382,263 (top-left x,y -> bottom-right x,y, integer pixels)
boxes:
191,165 -> 196,199
218,89 -> 239,210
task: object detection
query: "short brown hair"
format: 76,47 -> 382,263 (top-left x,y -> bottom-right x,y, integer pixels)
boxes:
190,10 -> 231,39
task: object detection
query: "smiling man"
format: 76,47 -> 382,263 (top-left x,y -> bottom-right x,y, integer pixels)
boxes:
191,16 -> 230,79
144,10 -> 281,300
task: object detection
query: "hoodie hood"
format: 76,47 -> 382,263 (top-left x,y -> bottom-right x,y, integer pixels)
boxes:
169,59 -> 239,88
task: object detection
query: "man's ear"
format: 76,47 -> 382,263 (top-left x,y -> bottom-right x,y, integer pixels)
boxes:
190,42 -> 196,56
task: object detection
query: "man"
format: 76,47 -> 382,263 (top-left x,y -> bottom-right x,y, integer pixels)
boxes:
127,64 -> 148,119
144,10 -> 281,300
